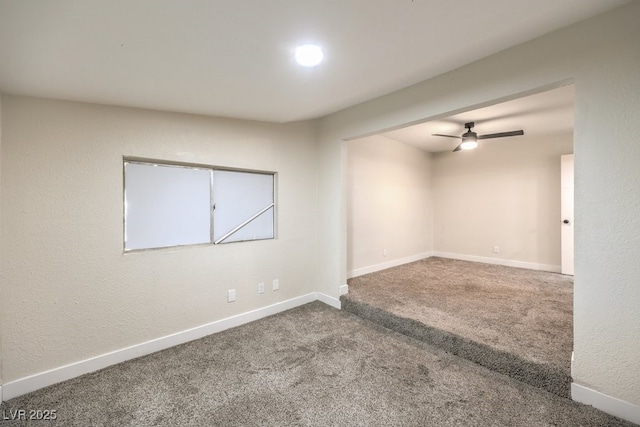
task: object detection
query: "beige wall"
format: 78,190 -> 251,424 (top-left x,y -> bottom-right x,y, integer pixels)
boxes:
433,133 -> 573,269
347,132 -> 572,275
347,135 -> 432,276
318,1 -> 640,408
0,96 -> 318,382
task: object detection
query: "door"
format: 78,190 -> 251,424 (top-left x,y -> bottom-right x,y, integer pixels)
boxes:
561,154 -> 574,275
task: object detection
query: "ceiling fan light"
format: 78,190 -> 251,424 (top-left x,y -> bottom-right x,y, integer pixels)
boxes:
460,132 -> 478,150
460,140 -> 478,150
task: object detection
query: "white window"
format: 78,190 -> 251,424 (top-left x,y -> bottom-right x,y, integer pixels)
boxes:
212,170 -> 274,244
124,160 -> 275,251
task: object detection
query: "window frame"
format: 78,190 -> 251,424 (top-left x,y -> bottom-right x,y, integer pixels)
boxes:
123,158 -> 277,252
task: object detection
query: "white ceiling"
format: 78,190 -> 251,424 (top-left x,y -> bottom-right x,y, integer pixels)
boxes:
0,1 -> 628,123
382,84 -> 575,153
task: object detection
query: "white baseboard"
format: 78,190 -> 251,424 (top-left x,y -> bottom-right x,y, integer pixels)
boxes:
1,293 -> 319,401
339,284 -> 349,295
348,251 -> 560,278
348,252 -> 433,278
571,351 -> 575,378
316,292 -> 342,309
433,251 -> 561,273
572,383 -> 640,425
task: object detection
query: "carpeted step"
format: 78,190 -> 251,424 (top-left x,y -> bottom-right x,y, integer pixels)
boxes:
341,295 -> 571,398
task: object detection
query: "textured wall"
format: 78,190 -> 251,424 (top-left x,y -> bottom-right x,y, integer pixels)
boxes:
0,97 -> 318,382
347,135 -> 432,274
319,1 -> 640,407
432,133 -> 573,268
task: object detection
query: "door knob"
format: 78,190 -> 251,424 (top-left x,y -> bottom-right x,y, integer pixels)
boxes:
563,219 -> 570,224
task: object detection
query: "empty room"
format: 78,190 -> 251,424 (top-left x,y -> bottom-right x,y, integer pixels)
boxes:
345,85 -> 576,397
1,1 -> 639,426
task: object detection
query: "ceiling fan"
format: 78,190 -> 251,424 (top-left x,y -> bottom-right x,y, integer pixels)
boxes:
433,122 -> 524,152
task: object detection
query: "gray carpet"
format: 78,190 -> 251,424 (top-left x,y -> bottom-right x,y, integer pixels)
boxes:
343,257 -> 574,397
1,302 -> 634,426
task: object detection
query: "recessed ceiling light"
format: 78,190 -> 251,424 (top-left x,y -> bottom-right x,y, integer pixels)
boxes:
295,44 -> 324,67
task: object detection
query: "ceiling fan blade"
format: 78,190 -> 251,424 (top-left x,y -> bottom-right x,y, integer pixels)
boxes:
433,133 -> 462,139
453,143 -> 463,152
477,130 -> 524,140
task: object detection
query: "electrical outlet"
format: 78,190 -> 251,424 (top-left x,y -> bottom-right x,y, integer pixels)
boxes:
493,246 -> 500,254
227,289 -> 236,302
273,279 -> 279,291
257,282 -> 265,294
383,248 -> 387,257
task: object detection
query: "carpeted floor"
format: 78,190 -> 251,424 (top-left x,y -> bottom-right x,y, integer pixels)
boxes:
1,302 -> 633,426
343,257 -> 574,397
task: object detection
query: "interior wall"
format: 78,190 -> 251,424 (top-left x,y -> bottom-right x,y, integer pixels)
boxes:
347,135 -> 432,276
432,133 -> 573,270
318,1 -> 640,408
0,96 -> 318,383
